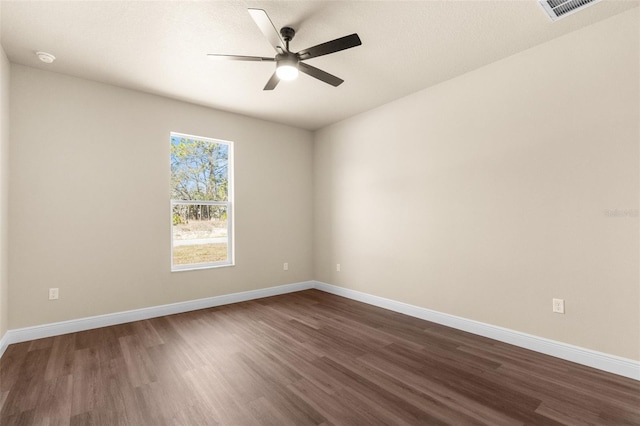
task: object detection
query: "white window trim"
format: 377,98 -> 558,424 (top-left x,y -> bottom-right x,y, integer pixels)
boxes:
170,132 -> 234,272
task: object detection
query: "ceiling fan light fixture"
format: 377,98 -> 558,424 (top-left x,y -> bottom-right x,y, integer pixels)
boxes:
276,55 -> 299,81
276,64 -> 299,81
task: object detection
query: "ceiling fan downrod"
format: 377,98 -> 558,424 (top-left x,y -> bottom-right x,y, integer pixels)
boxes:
280,27 -> 295,51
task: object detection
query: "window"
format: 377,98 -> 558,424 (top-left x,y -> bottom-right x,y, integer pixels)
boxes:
170,132 -> 233,271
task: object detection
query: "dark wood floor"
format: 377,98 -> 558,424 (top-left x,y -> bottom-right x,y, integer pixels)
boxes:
1,290 -> 639,425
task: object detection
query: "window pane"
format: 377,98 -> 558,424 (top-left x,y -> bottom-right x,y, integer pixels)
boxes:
172,204 -> 228,266
170,136 -> 228,202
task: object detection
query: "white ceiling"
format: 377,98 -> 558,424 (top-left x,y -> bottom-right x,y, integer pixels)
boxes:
1,0 -> 638,130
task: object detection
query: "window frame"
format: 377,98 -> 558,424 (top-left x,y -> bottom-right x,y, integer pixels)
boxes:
170,132 -> 234,272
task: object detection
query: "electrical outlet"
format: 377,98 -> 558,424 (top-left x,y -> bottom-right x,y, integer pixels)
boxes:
283,262 -> 288,271
49,288 -> 59,300
552,298 -> 565,314
336,263 -> 341,272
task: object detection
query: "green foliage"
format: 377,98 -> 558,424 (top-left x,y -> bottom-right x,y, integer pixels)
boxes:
172,213 -> 184,226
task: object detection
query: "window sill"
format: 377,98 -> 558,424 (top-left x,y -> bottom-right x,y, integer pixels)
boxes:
171,262 -> 235,272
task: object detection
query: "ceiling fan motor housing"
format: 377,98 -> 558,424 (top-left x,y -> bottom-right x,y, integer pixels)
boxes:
276,52 -> 298,64
280,26 -> 295,42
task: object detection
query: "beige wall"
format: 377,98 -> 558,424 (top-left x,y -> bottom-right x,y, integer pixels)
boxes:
9,65 -> 313,329
314,9 -> 639,360
0,45 -> 9,337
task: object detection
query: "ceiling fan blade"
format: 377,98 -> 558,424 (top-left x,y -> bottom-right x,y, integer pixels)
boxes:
297,33 -> 361,60
263,72 -> 280,90
207,54 -> 275,62
248,8 -> 286,54
298,62 -> 344,87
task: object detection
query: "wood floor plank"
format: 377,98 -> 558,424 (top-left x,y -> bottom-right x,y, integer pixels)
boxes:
288,378 -> 381,426
44,334 -> 76,381
247,396 -> 298,426
118,335 -> 158,388
324,350 -> 488,425
315,355 -> 449,425
1,289 -> 638,425
357,352 -> 527,425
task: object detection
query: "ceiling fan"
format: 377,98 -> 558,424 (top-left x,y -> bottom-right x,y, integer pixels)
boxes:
207,8 -> 362,90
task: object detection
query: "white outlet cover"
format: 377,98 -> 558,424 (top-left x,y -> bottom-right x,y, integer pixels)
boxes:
49,288 -> 59,300
552,298 -> 565,314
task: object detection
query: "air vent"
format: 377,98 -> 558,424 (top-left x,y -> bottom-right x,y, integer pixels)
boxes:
538,0 -> 601,21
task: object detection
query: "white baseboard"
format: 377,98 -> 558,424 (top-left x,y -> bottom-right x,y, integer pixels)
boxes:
314,281 -> 640,381
0,281 -> 314,358
0,330 -> 8,358
1,279 -> 637,381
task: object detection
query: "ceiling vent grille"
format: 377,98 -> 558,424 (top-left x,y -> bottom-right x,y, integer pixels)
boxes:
538,0 -> 601,21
